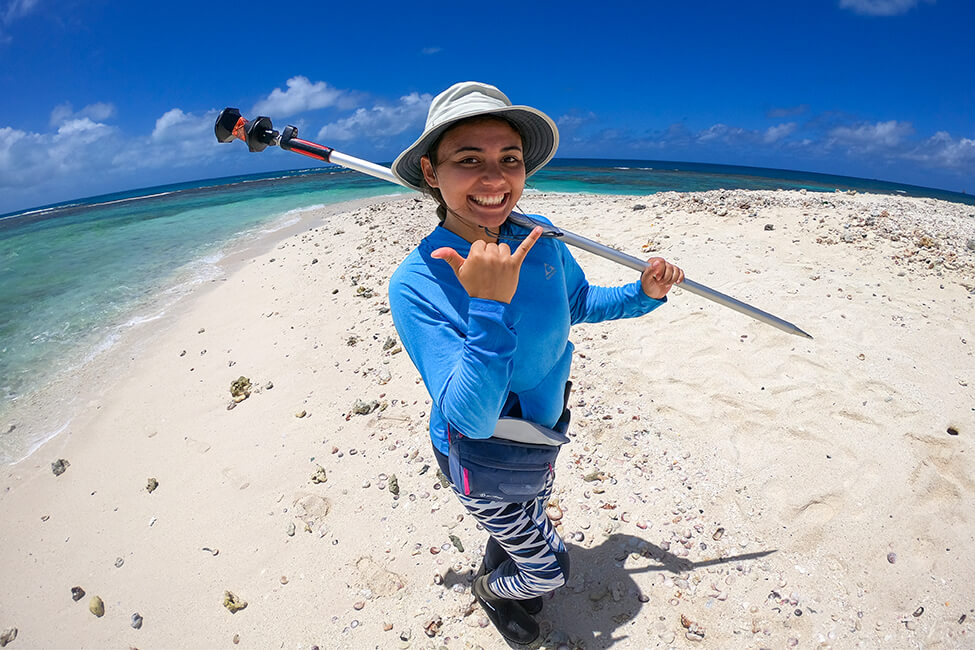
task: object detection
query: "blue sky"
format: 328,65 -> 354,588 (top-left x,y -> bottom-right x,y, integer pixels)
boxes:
1,0 -> 972,213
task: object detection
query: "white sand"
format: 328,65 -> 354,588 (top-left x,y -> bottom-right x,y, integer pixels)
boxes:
1,190 -> 973,649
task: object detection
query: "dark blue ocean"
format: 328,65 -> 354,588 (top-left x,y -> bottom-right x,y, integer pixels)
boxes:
1,159 -> 971,461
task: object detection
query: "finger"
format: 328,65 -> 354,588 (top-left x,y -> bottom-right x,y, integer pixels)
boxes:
431,247 -> 465,275
648,258 -> 665,280
671,265 -> 683,284
511,227 -> 543,264
497,241 -> 511,257
659,263 -> 676,284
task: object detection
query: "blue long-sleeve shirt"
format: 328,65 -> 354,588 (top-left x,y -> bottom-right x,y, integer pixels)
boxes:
388,214 -> 665,455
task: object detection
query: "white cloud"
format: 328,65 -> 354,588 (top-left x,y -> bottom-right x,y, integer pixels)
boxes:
3,0 -> 40,23
828,120 -> 914,150
696,123 -> 747,144
252,76 -> 355,117
904,131 -> 975,168
317,92 -> 431,141
1,0 -> 41,43
557,111 -> 598,130
50,101 -> 117,127
0,126 -> 28,170
0,116 -> 117,191
151,107 -> 213,141
0,104 -> 227,208
113,107 -> 222,169
56,117 -> 109,137
838,0 -> 929,16
421,47 -> 441,55
764,122 -> 797,143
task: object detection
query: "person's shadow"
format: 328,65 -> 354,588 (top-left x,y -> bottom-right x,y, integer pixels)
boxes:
440,532 -> 774,649
532,533 -> 775,648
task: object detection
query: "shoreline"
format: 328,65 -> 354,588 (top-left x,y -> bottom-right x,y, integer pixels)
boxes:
0,189 -> 972,648
1,193 -> 404,466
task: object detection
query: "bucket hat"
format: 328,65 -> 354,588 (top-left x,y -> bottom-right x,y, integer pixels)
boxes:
392,81 -> 559,191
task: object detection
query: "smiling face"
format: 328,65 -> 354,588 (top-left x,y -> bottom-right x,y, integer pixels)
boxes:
420,117 -> 526,242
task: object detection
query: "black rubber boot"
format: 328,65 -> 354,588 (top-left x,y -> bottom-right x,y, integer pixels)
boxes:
477,557 -> 543,615
472,575 -> 540,646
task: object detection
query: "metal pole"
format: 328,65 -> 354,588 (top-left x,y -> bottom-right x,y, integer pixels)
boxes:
542,224 -> 813,339
214,110 -> 812,339
326,152 -> 814,339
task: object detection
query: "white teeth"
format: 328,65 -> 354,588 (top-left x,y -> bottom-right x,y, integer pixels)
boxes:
471,194 -> 505,206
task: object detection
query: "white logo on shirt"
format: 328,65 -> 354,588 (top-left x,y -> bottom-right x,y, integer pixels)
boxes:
544,263 -> 556,280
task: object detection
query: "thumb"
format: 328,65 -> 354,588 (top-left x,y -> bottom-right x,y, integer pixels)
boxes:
431,247 -> 465,275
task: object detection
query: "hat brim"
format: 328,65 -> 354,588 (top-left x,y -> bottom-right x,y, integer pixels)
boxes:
392,106 -> 559,191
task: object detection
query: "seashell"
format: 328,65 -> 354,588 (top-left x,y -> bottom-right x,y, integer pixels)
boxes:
712,527 -> 725,541
146,477 -> 158,493
51,458 -> 70,476
0,629 -> 18,647
89,596 -> 105,617
424,616 -> 443,637
546,505 -> 563,521
353,601 -> 365,610
223,591 -> 247,613
71,586 -> 85,601
887,552 -> 897,564
131,613 -> 143,629
280,576 -> 289,585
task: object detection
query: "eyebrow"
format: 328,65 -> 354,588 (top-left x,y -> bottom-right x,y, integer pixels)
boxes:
449,144 -> 523,155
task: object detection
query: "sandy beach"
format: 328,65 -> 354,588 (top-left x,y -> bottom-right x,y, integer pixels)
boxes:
1,189 -> 973,649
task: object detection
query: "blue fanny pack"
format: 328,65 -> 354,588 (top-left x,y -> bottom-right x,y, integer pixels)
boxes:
446,385 -> 571,503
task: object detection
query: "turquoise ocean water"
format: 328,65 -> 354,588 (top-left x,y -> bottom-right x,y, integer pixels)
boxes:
1,159 -> 972,462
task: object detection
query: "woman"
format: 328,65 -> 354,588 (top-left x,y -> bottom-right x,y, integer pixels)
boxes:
388,82 -> 683,646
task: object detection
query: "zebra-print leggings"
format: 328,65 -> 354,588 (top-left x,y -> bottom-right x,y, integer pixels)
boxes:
446,462 -> 571,599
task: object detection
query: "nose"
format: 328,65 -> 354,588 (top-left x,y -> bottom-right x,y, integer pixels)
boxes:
480,160 -> 506,185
